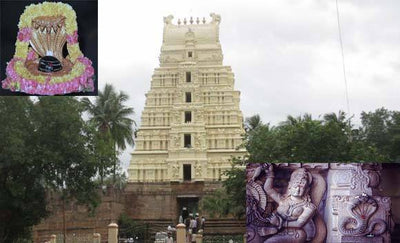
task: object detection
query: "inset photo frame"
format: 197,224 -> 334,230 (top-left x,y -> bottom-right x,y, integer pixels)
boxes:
0,0 -> 98,96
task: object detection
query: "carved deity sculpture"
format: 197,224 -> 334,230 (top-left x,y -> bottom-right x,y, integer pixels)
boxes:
247,164 -> 326,243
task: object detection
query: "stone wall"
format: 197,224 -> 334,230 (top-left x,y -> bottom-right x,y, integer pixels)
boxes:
33,181 -> 238,242
33,188 -> 124,243
124,181 -> 222,221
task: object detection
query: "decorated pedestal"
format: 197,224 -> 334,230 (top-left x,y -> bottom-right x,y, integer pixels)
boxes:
1,2 -> 94,95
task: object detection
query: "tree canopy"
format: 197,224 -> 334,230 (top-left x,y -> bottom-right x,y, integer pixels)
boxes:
0,85 -> 136,241
202,108 -> 400,219
82,84 -> 136,183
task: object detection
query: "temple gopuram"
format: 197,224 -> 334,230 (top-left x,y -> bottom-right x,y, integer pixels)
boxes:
126,13 -> 246,224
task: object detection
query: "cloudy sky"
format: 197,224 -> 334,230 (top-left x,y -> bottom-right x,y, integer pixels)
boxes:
98,0 -> 400,169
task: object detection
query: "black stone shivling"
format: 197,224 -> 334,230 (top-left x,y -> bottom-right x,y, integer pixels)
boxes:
38,56 -> 62,73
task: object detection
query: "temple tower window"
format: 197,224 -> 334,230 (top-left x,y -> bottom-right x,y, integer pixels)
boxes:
185,111 -> 192,123
183,164 -> 191,181
186,72 -> 191,82
185,92 -> 192,103
184,134 -> 192,148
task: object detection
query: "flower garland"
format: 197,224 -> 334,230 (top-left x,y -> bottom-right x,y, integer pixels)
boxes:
2,2 -> 95,95
2,57 -> 94,95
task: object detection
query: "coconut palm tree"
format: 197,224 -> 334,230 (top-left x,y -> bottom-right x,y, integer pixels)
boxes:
82,84 -> 135,183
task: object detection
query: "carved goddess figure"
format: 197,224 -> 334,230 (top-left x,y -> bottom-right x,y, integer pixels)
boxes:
247,164 -> 317,243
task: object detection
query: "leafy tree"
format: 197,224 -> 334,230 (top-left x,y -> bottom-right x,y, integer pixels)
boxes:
208,109 -> 400,219
201,189 -> 231,218
0,93 -> 135,242
0,97 -> 47,242
32,97 -> 100,205
351,108 -> 400,162
222,164 -> 246,218
200,158 -> 246,219
245,112 -> 353,163
32,97 -> 101,242
82,84 -> 135,183
244,114 -> 262,132
118,213 -> 147,240
87,125 -> 115,185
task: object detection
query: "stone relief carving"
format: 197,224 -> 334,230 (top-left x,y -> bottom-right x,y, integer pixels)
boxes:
338,193 -> 387,237
173,110 -> 180,123
350,166 -> 370,191
194,162 -> 202,177
160,55 -> 179,63
163,15 -> 174,25
210,13 -> 221,25
172,163 -> 179,178
331,163 -> 382,196
195,134 -> 202,147
173,135 -> 180,148
246,164 -> 326,243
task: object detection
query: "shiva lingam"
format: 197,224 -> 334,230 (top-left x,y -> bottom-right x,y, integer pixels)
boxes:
2,2 -> 94,95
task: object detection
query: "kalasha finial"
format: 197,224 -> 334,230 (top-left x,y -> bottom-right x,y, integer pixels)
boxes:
183,18 -> 187,25
178,18 -> 181,25
196,17 -> 200,24
202,17 -> 206,24
190,16 -> 193,24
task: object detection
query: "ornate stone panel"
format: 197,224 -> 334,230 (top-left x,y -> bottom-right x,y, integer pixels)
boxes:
247,163 -> 393,243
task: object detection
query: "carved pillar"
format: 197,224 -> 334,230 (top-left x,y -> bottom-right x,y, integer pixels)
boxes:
325,163 -> 391,243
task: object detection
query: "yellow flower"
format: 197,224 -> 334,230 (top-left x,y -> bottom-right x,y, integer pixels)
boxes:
14,41 -> 29,59
67,44 -> 83,62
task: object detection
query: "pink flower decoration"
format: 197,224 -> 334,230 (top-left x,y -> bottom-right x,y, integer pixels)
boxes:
17,27 -> 32,42
66,31 -> 79,44
2,56 -> 95,95
27,49 -> 37,61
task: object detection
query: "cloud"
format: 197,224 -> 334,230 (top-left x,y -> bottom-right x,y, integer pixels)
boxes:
99,0 -> 400,169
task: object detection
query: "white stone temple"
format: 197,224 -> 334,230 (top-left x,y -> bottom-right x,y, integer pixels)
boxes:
128,13 -> 247,182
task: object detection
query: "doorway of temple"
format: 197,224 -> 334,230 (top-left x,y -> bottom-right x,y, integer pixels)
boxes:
177,196 -> 199,223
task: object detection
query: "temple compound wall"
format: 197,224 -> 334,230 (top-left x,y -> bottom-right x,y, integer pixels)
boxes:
246,163 -> 399,243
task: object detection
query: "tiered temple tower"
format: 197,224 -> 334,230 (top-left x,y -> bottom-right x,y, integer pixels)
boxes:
128,13 -> 246,183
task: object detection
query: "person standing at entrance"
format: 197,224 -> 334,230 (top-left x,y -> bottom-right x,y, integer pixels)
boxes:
185,214 -> 191,232
195,213 -> 201,233
190,216 -> 197,234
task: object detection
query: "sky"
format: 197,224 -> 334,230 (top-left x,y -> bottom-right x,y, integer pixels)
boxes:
97,0 -> 400,170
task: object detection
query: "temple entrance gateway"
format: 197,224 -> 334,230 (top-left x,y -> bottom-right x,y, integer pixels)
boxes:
177,196 -> 199,220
